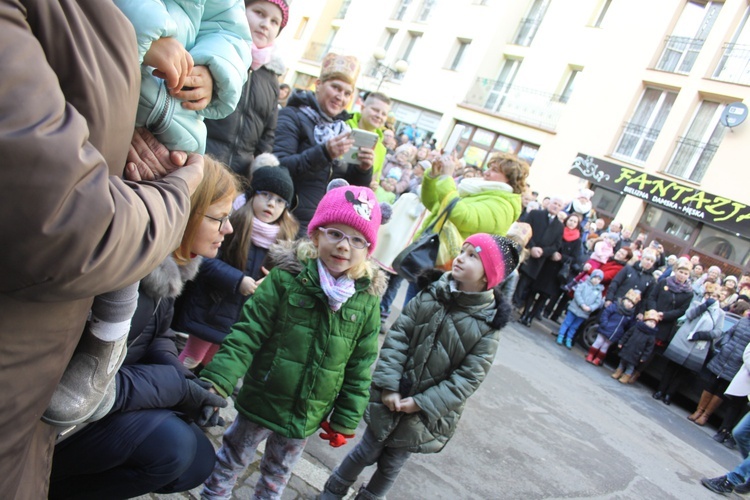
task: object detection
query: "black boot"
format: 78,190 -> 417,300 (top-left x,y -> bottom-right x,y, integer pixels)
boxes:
713,429 -> 729,443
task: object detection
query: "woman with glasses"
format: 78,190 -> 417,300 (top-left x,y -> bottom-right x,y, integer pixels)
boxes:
50,157 -> 240,499
174,161 -> 298,370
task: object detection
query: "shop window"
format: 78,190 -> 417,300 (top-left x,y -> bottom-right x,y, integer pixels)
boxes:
664,100 -> 727,183
614,87 -> 677,164
591,188 -> 623,219
640,205 -> 698,241
695,226 -> 750,263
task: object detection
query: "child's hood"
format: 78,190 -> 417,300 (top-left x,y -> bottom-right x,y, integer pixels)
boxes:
425,272 -> 512,330
636,321 -> 659,335
265,239 -> 387,296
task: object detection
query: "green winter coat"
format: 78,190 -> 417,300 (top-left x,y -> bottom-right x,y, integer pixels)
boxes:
200,242 -> 386,438
416,173 -> 522,241
346,113 -> 387,183
365,274 -> 510,453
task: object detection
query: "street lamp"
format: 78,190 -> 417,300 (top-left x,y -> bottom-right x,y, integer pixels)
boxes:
371,48 -> 408,91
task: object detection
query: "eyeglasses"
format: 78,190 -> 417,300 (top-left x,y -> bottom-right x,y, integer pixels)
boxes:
256,191 -> 289,208
204,213 -> 232,231
318,227 -> 370,250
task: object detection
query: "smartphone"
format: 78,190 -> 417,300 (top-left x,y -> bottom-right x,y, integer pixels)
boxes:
343,129 -> 379,164
443,124 -> 465,155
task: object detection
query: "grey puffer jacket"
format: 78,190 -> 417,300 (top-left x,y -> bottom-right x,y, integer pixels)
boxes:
663,300 -> 725,372
365,273 -> 511,453
204,57 -> 284,177
707,316 -> 750,381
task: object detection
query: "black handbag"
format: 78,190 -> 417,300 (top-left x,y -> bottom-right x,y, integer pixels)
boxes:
392,198 -> 459,283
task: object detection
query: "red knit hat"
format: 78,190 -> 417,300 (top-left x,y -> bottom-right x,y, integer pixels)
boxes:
308,186 -> 381,254
463,233 -> 521,289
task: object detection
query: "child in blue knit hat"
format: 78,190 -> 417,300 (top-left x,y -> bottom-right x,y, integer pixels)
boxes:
557,269 -> 605,349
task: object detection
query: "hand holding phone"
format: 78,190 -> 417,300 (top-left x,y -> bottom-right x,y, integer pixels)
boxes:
344,129 -> 379,164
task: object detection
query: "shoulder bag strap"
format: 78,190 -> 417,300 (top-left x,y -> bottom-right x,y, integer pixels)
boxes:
424,197 -> 460,234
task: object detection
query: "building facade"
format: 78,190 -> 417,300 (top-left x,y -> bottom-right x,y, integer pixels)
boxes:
277,0 -> 750,276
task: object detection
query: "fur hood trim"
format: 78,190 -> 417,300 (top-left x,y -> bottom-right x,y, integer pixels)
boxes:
264,54 -> 286,75
140,255 -> 202,300
266,239 -> 387,296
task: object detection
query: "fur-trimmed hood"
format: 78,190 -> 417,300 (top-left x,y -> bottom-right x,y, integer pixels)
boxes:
140,255 -> 202,300
266,239 -> 388,297
415,269 -> 511,330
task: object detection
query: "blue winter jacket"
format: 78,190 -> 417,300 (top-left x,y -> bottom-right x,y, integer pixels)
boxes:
596,300 -> 636,343
115,0 -> 252,153
567,277 -> 604,319
173,246 -> 269,344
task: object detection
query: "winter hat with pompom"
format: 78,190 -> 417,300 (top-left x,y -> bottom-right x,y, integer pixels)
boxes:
463,233 -> 521,290
308,186 -> 382,254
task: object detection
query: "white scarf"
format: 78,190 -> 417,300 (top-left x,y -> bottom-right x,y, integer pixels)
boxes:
457,178 -> 514,198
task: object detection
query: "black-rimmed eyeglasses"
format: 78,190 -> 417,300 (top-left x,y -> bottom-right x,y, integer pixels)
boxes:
204,213 -> 232,231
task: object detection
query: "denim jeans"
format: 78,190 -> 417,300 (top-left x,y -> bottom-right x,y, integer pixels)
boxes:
559,312 -> 585,341
616,361 -> 636,375
380,274 -> 404,319
322,427 -> 411,499
728,412 -> 750,485
202,415 -> 307,500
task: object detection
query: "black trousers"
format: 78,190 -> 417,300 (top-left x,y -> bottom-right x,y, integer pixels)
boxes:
658,361 -> 693,397
50,409 -> 215,499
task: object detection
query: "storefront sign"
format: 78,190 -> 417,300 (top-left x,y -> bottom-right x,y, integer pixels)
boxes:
569,154 -> 750,237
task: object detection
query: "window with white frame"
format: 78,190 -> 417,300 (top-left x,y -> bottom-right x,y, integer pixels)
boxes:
393,0 -> 412,20
665,100 -> 727,182
446,39 -> 471,71
416,0 -> 438,22
399,32 -> 422,63
559,68 -> 581,103
336,0 -> 352,19
485,58 -> 522,112
713,6 -> 750,85
381,29 -> 397,51
513,0 -> 550,47
656,1 -> 722,74
614,87 -> 678,163
592,0 -> 612,28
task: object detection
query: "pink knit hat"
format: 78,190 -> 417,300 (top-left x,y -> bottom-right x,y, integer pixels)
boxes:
308,186 -> 382,254
463,233 -> 520,290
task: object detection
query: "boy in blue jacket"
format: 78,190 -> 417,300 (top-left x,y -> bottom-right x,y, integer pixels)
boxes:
586,288 -> 640,366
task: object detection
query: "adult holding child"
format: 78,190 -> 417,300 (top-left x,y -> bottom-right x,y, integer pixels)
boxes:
396,152 -> 527,306
274,53 -> 373,233
205,0 -> 291,177
50,159 -> 240,499
0,3 -> 202,498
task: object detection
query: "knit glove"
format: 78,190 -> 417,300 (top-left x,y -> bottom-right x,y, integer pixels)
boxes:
173,379 -> 227,423
319,421 -> 355,448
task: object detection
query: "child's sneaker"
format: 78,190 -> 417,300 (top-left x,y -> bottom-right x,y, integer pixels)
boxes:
701,475 -> 735,494
556,334 -> 564,345
565,338 -> 573,349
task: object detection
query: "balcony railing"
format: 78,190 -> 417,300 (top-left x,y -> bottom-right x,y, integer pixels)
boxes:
655,36 -> 704,74
666,136 -> 718,183
462,78 -> 564,131
301,42 -> 343,64
713,43 -> 750,85
512,17 -> 542,46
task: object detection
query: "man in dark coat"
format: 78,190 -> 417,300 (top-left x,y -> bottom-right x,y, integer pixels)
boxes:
273,53 -> 373,233
606,248 -> 658,314
514,196 -> 565,324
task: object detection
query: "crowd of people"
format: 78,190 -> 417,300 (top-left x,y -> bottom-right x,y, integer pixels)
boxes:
4,2 -> 750,499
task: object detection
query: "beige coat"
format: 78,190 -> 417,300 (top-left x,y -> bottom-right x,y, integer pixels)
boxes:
0,2 -> 191,498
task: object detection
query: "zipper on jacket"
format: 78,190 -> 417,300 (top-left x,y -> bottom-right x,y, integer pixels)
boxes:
229,72 -> 253,169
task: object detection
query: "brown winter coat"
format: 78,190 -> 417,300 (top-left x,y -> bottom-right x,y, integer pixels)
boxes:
0,2 -> 191,498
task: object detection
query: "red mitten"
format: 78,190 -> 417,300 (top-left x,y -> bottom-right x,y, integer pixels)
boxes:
319,421 -> 355,448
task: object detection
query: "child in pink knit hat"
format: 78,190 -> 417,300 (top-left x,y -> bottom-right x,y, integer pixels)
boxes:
321,233 -> 519,499
200,185 -> 387,499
